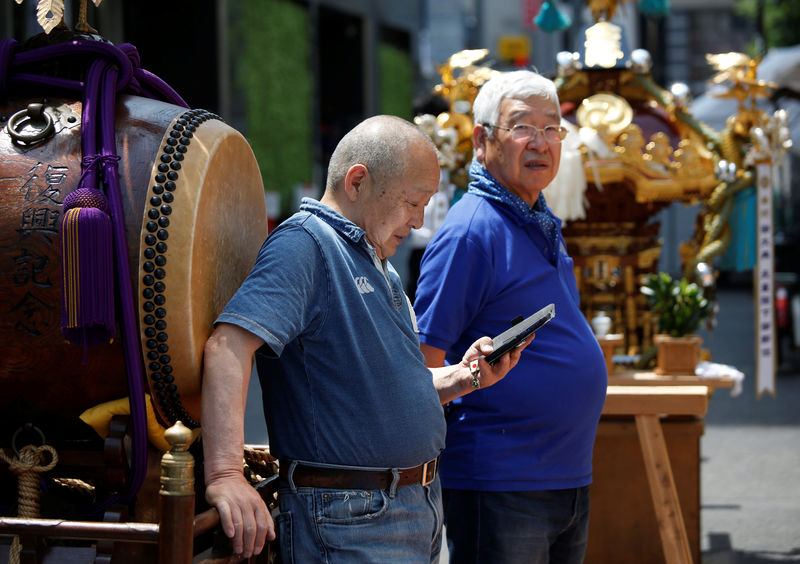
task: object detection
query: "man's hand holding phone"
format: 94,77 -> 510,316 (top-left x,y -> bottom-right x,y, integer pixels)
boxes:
460,303 -> 555,392
484,303 -> 555,365
460,333 -> 532,391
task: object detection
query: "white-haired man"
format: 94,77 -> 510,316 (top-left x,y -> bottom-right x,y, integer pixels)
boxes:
414,71 -> 607,563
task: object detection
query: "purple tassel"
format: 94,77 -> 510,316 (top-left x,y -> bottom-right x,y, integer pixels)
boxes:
60,187 -> 115,348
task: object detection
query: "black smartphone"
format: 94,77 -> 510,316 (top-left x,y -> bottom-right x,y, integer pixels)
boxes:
484,303 -> 555,366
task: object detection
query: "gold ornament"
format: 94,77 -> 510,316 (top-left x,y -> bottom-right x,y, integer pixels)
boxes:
12,0 -> 104,34
577,93 -> 633,138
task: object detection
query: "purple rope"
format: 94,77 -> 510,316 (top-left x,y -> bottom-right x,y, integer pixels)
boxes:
0,39 -> 189,106
80,60 -> 103,187
9,40 -> 133,90
117,43 -> 140,66
78,154 -> 116,185
98,63 -> 148,499
132,67 -> 188,107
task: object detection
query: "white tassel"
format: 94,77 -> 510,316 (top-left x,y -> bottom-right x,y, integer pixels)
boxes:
544,127 -> 588,223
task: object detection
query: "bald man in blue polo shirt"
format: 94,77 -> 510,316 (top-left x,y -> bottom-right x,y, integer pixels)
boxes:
414,71 -> 607,563
200,115 -> 530,562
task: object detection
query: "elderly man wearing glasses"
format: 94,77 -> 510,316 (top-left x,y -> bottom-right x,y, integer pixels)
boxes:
414,70 -> 608,563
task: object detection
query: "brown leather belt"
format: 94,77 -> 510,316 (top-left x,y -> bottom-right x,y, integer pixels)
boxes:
279,457 -> 439,491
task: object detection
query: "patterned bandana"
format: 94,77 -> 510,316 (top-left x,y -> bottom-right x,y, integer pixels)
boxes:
466,159 -> 559,264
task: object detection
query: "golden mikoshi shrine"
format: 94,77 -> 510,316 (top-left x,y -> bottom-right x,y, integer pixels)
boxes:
416,21 -> 791,357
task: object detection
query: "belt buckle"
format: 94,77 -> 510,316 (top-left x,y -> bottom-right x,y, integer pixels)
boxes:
420,458 -> 437,486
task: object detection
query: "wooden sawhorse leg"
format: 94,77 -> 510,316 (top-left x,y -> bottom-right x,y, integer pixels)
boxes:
635,414 -> 693,564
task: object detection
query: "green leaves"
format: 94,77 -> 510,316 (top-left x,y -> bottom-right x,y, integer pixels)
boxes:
640,272 -> 714,337
238,0 -> 313,215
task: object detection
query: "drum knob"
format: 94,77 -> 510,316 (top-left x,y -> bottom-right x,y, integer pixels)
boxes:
6,103 -> 55,145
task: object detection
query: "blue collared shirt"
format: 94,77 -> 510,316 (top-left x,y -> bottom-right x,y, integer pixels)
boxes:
415,192 -> 607,490
217,198 -> 445,468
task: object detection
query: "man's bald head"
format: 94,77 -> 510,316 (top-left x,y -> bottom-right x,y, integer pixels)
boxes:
326,115 -> 437,193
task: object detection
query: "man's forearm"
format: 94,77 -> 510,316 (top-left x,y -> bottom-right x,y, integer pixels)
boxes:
431,363 -> 477,404
201,325 -> 273,556
202,327 -> 256,480
421,342 -> 471,404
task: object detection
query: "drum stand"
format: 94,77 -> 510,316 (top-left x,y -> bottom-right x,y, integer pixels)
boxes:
0,421 -> 279,563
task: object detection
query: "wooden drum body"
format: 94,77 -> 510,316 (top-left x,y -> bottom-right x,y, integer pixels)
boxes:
0,95 -> 267,430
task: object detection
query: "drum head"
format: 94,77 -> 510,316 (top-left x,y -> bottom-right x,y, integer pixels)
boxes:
136,111 -> 267,426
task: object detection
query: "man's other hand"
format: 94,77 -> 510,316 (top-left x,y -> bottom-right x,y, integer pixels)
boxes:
205,474 -> 274,558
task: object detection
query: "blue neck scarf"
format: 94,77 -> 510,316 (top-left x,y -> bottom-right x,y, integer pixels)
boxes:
467,159 -> 559,264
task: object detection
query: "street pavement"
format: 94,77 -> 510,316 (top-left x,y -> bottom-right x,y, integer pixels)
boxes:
697,285 -> 800,563
243,284 -> 800,562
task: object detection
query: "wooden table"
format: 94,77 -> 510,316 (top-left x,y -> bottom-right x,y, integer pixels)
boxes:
590,385 -> 709,564
609,369 -> 734,391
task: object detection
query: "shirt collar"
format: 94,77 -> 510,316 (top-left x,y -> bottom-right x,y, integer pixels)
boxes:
300,197 -> 367,245
300,197 -> 392,279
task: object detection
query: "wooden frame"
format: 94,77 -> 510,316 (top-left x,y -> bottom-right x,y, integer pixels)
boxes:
602,385 -> 709,564
0,423 -> 278,564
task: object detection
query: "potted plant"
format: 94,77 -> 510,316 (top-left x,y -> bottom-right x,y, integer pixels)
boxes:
641,272 -> 714,375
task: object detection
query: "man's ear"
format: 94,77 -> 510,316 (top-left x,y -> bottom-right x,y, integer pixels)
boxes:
473,124 -> 488,163
343,164 -> 368,202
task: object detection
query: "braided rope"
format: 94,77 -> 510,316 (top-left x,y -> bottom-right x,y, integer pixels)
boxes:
242,446 -> 277,485
0,445 -> 58,564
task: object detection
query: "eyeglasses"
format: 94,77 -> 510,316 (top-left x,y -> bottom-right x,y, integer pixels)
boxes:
484,123 -> 568,143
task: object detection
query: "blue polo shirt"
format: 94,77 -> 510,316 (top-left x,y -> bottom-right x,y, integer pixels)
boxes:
414,192 -> 607,491
217,199 -> 445,468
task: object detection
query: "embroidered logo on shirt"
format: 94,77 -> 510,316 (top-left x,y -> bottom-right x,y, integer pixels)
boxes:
355,276 -> 375,294
391,288 -> 404,311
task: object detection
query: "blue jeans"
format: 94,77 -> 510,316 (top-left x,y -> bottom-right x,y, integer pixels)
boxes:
443,487 -> 590,564
275,474 -> 443,563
